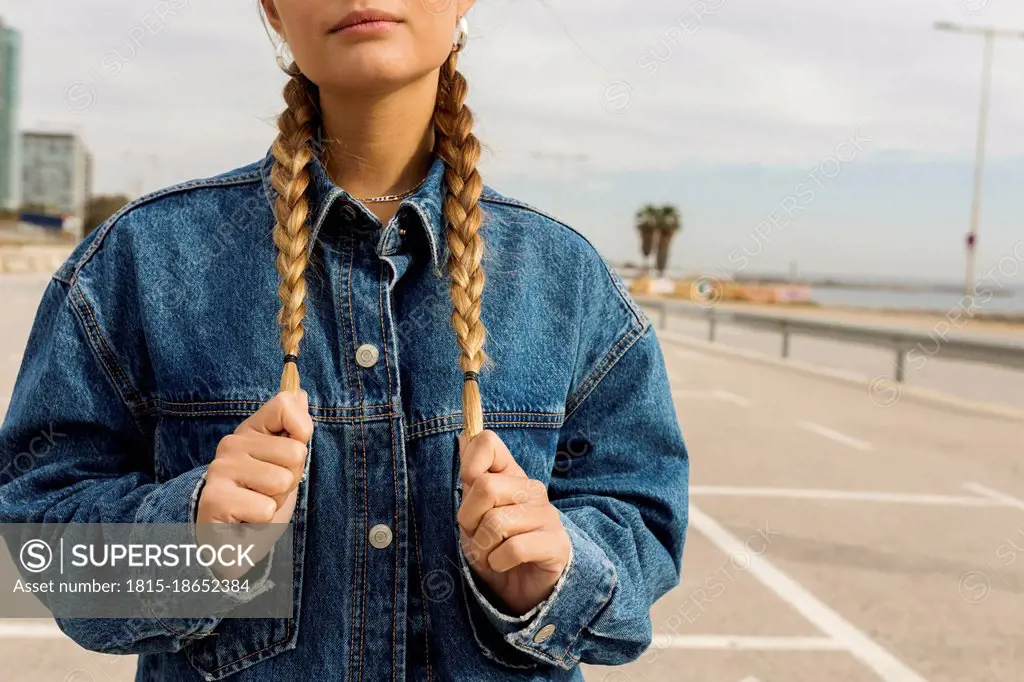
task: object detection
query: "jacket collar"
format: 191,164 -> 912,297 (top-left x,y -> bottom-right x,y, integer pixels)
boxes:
260,146 -> 447,268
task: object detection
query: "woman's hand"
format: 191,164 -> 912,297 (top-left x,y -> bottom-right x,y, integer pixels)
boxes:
196,391 -> 313,578
457,431 -> 571,616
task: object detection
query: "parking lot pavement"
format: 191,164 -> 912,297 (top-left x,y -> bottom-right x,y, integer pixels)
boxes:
1,275 -> 49,419
581,334 -> 1024,682
0,623 -> 137,682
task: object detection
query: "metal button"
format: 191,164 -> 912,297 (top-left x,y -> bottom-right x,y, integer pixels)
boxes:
533,623 -> 556,643
355,344 -> 379,368
398,227 -> 407,237
369,524 -> 393,549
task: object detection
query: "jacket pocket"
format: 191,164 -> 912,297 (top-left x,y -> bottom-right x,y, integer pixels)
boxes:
152,411 -> 311,680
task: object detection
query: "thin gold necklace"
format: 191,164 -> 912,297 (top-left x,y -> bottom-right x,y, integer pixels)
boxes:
356,175 -> 429,204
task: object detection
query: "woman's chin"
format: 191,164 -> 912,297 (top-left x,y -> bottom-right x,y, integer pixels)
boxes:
312,51 -> 427,92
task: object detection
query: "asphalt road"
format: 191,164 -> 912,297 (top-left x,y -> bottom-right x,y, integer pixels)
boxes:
2,274 -> 1023,682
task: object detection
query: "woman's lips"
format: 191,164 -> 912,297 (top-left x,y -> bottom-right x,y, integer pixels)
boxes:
336,19 -> 399,35
331,10 -> 402,35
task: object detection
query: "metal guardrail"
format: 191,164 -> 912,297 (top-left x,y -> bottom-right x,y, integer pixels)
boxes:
636,296 -> 1024,382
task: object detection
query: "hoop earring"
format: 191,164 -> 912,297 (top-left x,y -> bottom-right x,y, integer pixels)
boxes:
276,40 -> 301,76
453,16 -> 469,53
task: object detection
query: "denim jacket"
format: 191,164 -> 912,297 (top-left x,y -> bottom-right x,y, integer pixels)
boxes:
0,149 -> 689,681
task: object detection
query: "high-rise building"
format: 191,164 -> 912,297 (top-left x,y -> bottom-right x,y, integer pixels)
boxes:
22,132 -> 91,237
84,150 -> 93,206
0,19 -> 21,211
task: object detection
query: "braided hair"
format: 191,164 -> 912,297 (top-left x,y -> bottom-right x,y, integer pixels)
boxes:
270,39 -> 487,437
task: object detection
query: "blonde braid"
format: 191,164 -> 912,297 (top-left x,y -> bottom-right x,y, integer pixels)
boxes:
271,75 -> 320,393
433,51 -> 487,438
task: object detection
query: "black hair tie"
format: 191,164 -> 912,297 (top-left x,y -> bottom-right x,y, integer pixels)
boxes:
463,371 -> 480,383
283,354 -> 299,365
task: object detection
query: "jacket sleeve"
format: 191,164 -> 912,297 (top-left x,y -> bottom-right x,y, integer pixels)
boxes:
464,263 -> 689,669
0,275 -> 222,654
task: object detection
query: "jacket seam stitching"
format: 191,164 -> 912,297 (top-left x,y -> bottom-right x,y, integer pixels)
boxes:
149,408 -> 401,422
478,191 -> 650,360
560,556 -> 617,666
378,261 -> 400,682
68,170 -> 262,281
564,321 -> 647,419
477,194 -> 611,266
136,475 -> 219,643
149,399 -> 394,412
409,489 -> 433,682
356,301 -> 370,682
601,259 -> 647,329
409,419 -> 563,440
316,412 -> 402,423
67,283 -> 147,432
72,285 -> 141,405
513,535 -> 617,668
407,411 -> 563,431
457,567 -> 539,671
186,621 -> 293,675
343,235 -> 365,679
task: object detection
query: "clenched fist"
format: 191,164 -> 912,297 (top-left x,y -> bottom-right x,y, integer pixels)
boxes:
196,391 -> 312,578
457,431 -> 571,616
198,391 -> 313,525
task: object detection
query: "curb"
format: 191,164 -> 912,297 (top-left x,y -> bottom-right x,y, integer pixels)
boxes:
658,329 -> 1024,423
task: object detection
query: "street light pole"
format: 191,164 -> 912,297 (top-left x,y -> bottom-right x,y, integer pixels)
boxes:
964,32 -> 993,297
934,22 -> 1024,297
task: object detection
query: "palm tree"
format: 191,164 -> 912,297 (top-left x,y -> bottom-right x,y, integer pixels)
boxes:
654,205 -> 682,277
635,204 -> 660,274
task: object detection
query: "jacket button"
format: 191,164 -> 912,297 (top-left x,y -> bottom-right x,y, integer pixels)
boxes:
369,524 -> 393,549
355,344 -> 379,368
533,623 -> 556,643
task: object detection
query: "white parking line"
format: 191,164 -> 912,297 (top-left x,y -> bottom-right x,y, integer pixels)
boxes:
689,504 -> 929,682
663,345 -> 724,365
651,634 -> 844,651
711,390 -> 752,407
691,486 -> 1006,508
671,389 -> 752,407
0,620 -> 64,639
798,421 -> 873,451
963,482 -> 1024,512
672,389 -> 707,400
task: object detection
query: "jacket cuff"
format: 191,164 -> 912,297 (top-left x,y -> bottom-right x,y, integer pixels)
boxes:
461,512 -> 618,669
134,465 -> 275,609
134,464 -> 210,525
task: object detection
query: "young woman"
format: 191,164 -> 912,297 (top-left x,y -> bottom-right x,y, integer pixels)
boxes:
0,1 -> 688,680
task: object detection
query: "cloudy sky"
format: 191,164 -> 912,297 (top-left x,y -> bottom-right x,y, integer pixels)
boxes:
4,0 -> 1024,283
